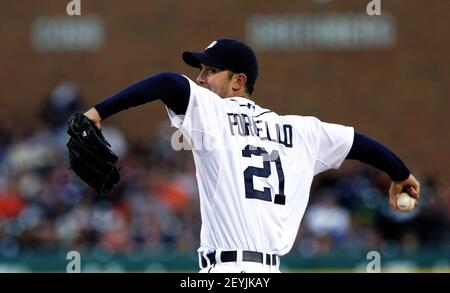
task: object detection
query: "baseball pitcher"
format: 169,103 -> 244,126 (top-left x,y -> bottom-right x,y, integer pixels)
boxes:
68,39 -> 420,273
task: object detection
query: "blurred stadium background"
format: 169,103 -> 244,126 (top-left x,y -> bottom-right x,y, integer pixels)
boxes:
0,0 -> 448,272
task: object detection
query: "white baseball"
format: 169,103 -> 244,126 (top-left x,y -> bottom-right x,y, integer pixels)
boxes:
396,192 -> 417,212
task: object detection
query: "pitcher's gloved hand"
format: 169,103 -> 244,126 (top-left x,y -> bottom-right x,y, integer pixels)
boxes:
66,112 -> 120,195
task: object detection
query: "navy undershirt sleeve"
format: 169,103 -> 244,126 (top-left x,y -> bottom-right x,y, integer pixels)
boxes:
346,132 -> 410,181
94,72 -> 190,119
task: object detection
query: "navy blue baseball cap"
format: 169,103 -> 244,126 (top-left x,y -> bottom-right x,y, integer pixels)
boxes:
182,39 -> 259,91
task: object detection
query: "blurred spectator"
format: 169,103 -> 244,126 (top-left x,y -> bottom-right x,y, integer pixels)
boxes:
0,181 -> 25,219
304,190 -> 351,242
39,80 -> 84,129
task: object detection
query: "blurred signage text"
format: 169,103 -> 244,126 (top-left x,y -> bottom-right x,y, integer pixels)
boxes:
247,13 -> 395,51
31,16 -> 104,52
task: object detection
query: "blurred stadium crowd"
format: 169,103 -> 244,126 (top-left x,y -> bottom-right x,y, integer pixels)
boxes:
0,81 -> 448,259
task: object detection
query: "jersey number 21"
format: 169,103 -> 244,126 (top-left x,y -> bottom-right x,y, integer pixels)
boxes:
242,144 -> 286,205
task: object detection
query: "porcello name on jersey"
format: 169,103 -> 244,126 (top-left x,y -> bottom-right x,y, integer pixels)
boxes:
227,112 -> 293,148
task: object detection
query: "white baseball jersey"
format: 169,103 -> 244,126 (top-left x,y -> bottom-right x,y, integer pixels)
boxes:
166,77 -> 354,256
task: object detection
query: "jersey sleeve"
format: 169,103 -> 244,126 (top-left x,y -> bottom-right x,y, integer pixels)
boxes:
295,116 -> 354,175
165,76 -> 225,156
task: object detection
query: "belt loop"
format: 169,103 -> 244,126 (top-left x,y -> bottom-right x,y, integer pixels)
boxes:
202,250 -> 211,268
215,249 -> 222,265
236,249 -> 243,266
262,253 -> 267,269
198,252 -> 204,269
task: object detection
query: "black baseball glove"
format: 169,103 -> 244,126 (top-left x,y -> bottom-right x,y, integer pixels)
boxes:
66,112 -> 120,195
